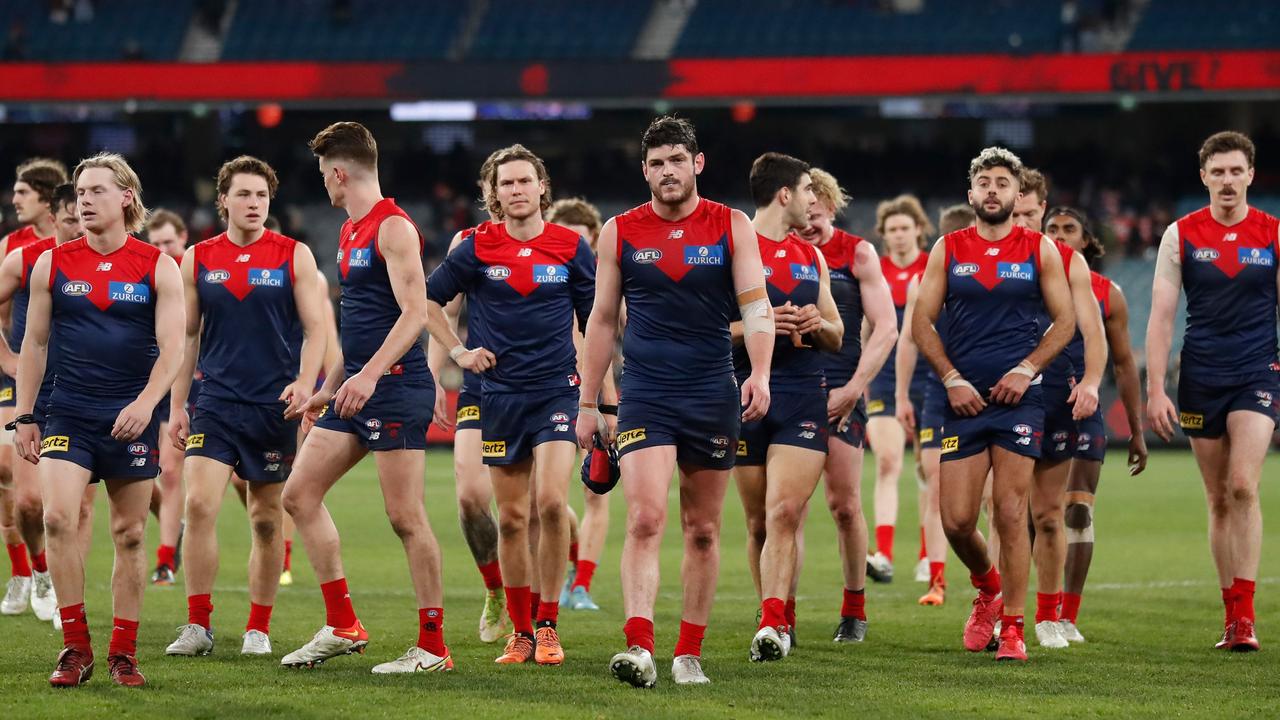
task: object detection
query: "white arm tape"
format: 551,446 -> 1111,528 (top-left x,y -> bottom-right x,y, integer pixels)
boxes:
942,370 -> 978,394
740,297 -> 773,337
449,345 -> 467,362
1006,360 -> 1037,378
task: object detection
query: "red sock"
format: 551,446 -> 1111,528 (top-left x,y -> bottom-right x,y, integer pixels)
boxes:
1232,578 -> 1256,622
282,540 -> 293,572
188,593 -> 213,629
477,560 -> 503,591
319,578 -> 358,629
760,597 -> 786,629
536,600 -> 559,627
574,560 -> 597,591
1061,592 -> 1082,623
30,550 -> 47,574
156,544 -> 176,571
1001,614 -> 1024,635
971,566 -> 1001,596
841,588 -> 867,620
673,620 -> 706,657
417,607 -> 445,655
569,542 -> 579,565
918,527 -> 927,561
1222,586 -> 1236,627
246,602 -> 272,634
6,543 -> 30,577
109,617 -> 139,657
60,603 -> 90,648
1035,592 -> 1060,623
785,596 -> 797,629
529,592 -> 541,621
623,616 -> 655,654
875,525 -> 895,561
929,561 -> 946,583
504,586 -> 533,635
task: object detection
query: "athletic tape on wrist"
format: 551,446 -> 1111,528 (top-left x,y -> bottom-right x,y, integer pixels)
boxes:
449,345 -> 466,362
1007,360 -> 1037,378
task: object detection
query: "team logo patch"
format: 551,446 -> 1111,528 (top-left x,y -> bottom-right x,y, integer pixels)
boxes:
249,268 -> 285,287
482,440 -> 506,457
711,435 -> 729,448
348,248 -> 372,268
109,282 -> 149,304
365,418 -> 382,430
951,263 -> 979,277
632,248 -> 662,264
1256,391 -> 1273,408
0,387 -> 11,402
40,435 -> 69,453
737,440 -> 748,456
617,428 -> 646,449
919,428 -> 934,443
684,245 -> 725,266
791,264 -> 819,282
1179,412 -> 1204,430
264,450 -> 283,463
457,405 -> 480,422
1051,430 -> 1069,442
128,442 -> 148,456
1013,424 -> 1032,436
550,412 -> 570,423
1191,248 -> 1219,262
1239,247 -> 1274,267
534,264 -> 568,284
186,433 -> 205,449
867,399 -> 885,414
204,269 -> 230,284
485,265 -> 511,280
997,262 -> 1034,281
941,436 -> 959,454
61,281 -> 91,296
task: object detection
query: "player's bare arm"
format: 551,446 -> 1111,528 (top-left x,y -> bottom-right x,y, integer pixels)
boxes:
0,249 -> 28,376
281,243 -> 326,419
113,252 -> 184,442
1066,249 -> 1107,418
577,217 -> 622,447
1145,223 -> 1182,440
167,249 -> 202,450
829,241 -> 896,424
13,250 -> 52,464
894,277 -> 921,431
730,208 -> 774,423
425,230 -> 466,431
913,238 -> 983,417
1105,282 -> 1147,474
332,215 -> 426,419
990,236 -> 1074,406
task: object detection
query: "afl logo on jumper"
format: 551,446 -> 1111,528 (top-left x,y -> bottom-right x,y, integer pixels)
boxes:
62,281 -> 91,296
632,248 -> 662,264
1192,248 -> 1219,262
204,270 -> 230,284
486,265 -> 511,280
952,263 -> 979,277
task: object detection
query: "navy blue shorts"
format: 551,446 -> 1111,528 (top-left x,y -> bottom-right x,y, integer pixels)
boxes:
0,376 -> 13,408
737,388 -> 829,465
40,406 -> 160,481
1039,378 -> 1076,463
830,397 -> 867,449
1073,408 -> 1106,462
456,383 -> 482,432
314,379 -> 432,451
940,384 -> 1044,462
186,395 -> 298,482
1177,371 -> 1280,439
616,381 -> 740,471
480,388 -> 578,466
866,373 -> 925,418
918,383 -> 947,450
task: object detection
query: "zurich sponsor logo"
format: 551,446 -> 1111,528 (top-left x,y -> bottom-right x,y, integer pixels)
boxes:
951,263 -> 979,277
109,282 -> 150,303
684,244 -> 725,266
791,263 -> 819,282
249,268 -> 285,287
204,269 -> 231,284
632,248 -> 662,264
1013,424 -> 1032,436
1192,247 -> 1219,262
485,265 -> 511,280
128,442 -> 148,456
348,247 -> 372,268
1240,247 -> 1274,267
61,280 -> 91,296
997,262 -> 1034,281
534,264 -> 568,284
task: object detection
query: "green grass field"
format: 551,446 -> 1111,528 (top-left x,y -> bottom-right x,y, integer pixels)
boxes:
0,449 -> 1276,718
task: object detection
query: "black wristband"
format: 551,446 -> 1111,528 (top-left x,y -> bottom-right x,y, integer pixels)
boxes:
599,404 -> 619,416
4,414 -> 35,431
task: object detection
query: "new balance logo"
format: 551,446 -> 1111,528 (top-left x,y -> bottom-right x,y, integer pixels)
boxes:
517,247 -> 532,257
985,248 -> 999,256
236,254 -> 251,263
775,249 -> 786,258
1224,233 -> 1238,242
96,262 -> 112,271
668,229 -> 684,239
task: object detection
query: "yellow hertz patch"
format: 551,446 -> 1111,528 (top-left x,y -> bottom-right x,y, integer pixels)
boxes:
940,436 -> 959,454
617,428 -> 647,449
867,399 -> 885,414
457,405 -> 480,422
482,440 -> 507,458
40,435 -> 69,453
919,428 -> 934,443
1179,412 -> 1205,430
737,440 -> 748,456
0,387 -> 12,402
186,433 -> 205,450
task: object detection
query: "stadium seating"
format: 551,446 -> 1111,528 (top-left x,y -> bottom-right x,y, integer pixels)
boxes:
1128,0 -> 1278,51
221,1 -> 467,61
467,0 -> 651,60
0,0 -> 193,61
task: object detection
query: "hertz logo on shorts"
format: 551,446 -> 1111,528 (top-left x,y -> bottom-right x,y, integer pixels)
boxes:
919,428 -> 934,443
186,433 -> 205,450
41,435 -> 69,453
941,436 -> 959,454
617,428 -> 646,449
1179,412 -> 1205,430
0,387 -> 12,402
867,400 -> 885,414
482,440 -> 507,457
457,405 -> 480,422
737,440 -> 748,456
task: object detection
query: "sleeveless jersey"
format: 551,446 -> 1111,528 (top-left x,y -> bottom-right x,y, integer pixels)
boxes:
48,237 -> 160,409
1178,206 -> 1280,384
818,229 -> 864,388
193,230 -> 303,405
427,221 -> 595,393
14,237 -> 59,398
942,225 -> 1045,394
878,250 -> 930,390
1041,239 -> 1081,387
336,198 -> 429,383
1061,270 -> 1114,380
5,225 -> 53,354
733,232 -> 825,391
615,198 -> 738,392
